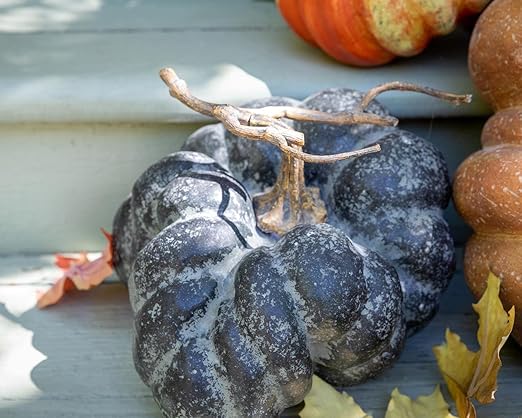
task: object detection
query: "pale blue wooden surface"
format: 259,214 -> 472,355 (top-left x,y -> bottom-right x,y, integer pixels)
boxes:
0,118 -> 482,254
0,0 -> 488,253
0,0 -> 488,124
0,251 -> 521,417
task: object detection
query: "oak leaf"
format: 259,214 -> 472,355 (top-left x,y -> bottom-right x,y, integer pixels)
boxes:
384,386 -> 457,418
300,375 -> 371,418
433,272 -> 515,418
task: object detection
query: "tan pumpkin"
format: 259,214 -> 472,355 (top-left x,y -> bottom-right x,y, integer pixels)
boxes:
276,0 -> 491,66
454,0 -> 522,345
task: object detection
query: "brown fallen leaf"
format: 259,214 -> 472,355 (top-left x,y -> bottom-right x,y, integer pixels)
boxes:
433,272 -> 515,418
37,229 -> 114,308
300,375 -> 371,418
384,386 -> 457,418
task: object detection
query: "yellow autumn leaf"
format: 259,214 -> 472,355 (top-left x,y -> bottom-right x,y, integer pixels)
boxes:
443,372 -> 476,418
384,386 -> 457,418
470,273 -> 514,403
433,272 -> 515,418
300,375 -> 372,418
433,330 -> 478,418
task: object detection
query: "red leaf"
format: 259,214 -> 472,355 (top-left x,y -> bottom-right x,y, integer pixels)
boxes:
37,230 -> 114,308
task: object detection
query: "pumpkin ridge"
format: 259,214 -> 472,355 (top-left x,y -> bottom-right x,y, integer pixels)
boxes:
276,0 -> 315,44
181,170 -> 252,248
409,0 -> 461,41
300,0 -> 364,65
366,0 -> 429,57
333,0 -> 396,65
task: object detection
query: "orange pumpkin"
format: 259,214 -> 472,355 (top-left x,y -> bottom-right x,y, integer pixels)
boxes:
277,0 -> 491,66
453,0 -> 522,346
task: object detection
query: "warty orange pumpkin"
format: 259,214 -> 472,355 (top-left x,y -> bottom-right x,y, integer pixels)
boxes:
277,0 -> 491,66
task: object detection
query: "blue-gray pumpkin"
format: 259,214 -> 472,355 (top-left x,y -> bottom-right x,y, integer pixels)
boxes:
112,89 -> 454,417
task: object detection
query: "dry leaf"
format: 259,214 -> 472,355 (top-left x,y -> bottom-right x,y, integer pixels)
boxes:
433,272 -> 515,418
384,386 -> 457,418
433,329 -> 478,418
300,375 -> 371,418
470,273 -> 514,403
37,229 -> 114,308
443,371 -> 476,418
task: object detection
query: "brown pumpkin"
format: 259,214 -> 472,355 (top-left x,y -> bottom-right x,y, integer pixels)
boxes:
454,0 -> 522,346
277,0 -> 490,66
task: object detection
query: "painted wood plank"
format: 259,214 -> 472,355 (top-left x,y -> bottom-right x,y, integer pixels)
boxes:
0,122 -> 202,254
0,118 -> 482,254
0,0 -> 284,34
0,283 -> 161,418
0,252 -> 521,417
0,12 -> 488,123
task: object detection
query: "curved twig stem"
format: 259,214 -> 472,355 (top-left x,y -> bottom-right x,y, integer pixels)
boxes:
159,67 -> 472,235
359,81 -> 472,111
285,143 -> 381,164
240,105 -> 398,127
160,67 -> 391,162
159,68 -> 216,117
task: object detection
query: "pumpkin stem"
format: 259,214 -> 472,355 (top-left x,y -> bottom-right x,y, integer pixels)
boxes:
358,81 -> 472,111
253,145 -> 327,235
159,68 -> 471,235
159,68 -> 391,164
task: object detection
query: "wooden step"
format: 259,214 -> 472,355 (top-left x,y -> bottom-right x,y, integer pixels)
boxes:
0,0 -> 486,253
0,0 -> 488,124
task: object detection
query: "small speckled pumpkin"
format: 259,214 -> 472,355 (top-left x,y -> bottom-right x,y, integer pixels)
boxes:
112,89 -> 455,417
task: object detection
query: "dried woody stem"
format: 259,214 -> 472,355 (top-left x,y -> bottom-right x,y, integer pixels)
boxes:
358,81 -> 472,110
159,68 -> 470,235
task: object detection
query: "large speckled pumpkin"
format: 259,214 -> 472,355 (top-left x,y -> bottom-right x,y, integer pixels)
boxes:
112,89 -> 455,417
